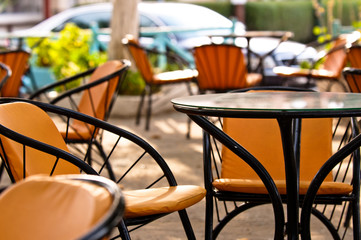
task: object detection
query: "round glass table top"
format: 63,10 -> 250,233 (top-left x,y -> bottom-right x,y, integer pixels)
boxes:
172,92 -> 361,117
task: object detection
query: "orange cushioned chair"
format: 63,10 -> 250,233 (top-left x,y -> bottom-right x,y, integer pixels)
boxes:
0,49 -> 31,97
193,43 -> 263,93
273,33 -> 359,91
0,100 -> 206,240
29,60 -> 130,177
203,88 -> 359,239
122,34 -> 198,131
0,174 -> 124,240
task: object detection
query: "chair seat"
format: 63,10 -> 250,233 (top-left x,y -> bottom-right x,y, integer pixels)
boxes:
153,69 -> 198,85
213,178 -> 353,195
245,73 -> 263,87
0,175 -> 113,240
123,185 -> 206,218
273,66 -> 339,80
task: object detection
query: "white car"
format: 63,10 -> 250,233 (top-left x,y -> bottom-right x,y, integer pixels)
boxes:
15,2 -> 317,83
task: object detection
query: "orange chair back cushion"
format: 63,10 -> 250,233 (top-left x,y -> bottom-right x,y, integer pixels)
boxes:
126,37 -> 154,83
221,118 -> 333,182
0,50 -> 30,97
194,44 -> 248,91
0,102 -> 79,181
322,37 -> 347,75
347,46 -> 361,68
68,60 -> 124,139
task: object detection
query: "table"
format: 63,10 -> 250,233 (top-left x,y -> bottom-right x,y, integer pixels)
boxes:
172,91 -> 361,239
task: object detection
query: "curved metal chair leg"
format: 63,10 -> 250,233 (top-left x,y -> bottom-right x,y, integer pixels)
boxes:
177,209 -> 196,240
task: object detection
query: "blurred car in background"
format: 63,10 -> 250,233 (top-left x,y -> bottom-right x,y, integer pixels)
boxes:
14,2 -> 317,84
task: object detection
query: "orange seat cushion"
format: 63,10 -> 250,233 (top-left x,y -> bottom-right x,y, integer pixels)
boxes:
123,185 -> 206,218
213,178 -> 353,195
0,175 -> 112,240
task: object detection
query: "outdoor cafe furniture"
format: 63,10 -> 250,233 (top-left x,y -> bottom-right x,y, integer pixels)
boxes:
273,32 -> 361,91
192,43 -> 262,93
122,34 -> 197,134
0,49 -> 31,97
0,174 -> 125,240
208,31 -> 294,75
0,99 -> 206,240
172,90 -> 361,239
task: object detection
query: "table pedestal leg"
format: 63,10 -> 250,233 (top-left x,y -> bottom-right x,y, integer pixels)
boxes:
277,117 -> 300,240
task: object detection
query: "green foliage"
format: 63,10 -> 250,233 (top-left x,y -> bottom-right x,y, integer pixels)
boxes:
189,1 -> 234,18
27,23 -> 107,81
119,70 -> 145,95
246,1 -> 315,43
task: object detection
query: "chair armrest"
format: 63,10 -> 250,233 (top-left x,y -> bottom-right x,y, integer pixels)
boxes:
29,68 -> 96,100
48,68 -> 123,105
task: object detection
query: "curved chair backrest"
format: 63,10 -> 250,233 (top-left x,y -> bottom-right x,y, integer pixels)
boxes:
222,118 -> 333,189
77,60 -> 126,119
343,67 -> 361,93
0,50 -> 30,97
122,35 -> 154,83
347,45 -> 361,68
0,174 -> 123,240
0,102 -> 80,181
321,36 -> 347,75
193,44 -> 249,91
68,60 -> 129,139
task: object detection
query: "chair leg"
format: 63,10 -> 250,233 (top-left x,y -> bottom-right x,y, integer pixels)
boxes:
177,209 -> 196,240
136,88 -> 146,126
117,219 -> 132,240
145,87 -> 153,131
186,117 -> 192,139
204,191 -> 214,240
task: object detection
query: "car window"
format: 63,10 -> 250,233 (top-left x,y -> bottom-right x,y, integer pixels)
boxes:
53,12 -> 111,32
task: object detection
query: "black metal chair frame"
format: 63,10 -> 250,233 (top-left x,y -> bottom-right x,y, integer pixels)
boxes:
200,86 -> 360,239
0,98 -> 198,240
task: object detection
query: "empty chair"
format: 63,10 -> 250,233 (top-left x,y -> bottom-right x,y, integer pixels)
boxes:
0,99 -> 206,239
273,33 -> 360,91
0,49 -> 31,97
202,87 -> 359,239
193,43 -> 262,93
0,174 -> 124,240
29,60 -> 130,174
122,34 -> 197,131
